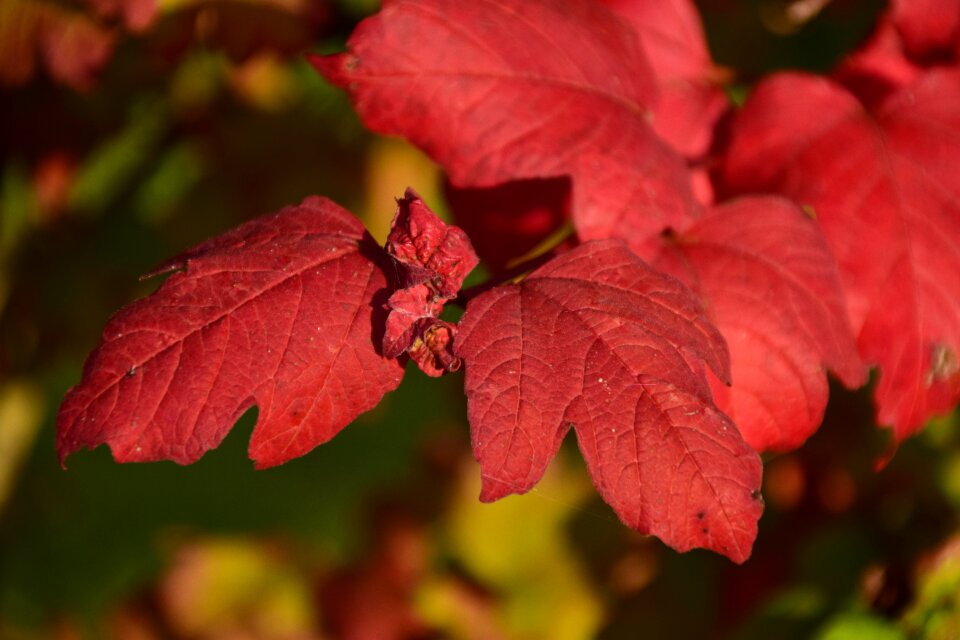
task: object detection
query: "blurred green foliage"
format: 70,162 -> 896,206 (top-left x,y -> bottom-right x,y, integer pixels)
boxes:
1,0 -> 958,638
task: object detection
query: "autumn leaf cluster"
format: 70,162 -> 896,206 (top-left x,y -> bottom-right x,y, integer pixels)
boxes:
57,0 -> 960,563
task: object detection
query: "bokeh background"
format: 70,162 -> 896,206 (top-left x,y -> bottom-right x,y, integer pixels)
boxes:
2,0 -> 960,638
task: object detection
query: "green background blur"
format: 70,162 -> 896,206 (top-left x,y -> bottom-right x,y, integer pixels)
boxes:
2,0 -> 960,638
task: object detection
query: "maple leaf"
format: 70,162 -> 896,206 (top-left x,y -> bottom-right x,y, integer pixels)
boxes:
599,0 -> 730,158
835,3 -> 960,109
717,70 -> 960,443
455,240 -> 763,562
57,196 -> 405,469
311,0 -> 698,248
653,196 -> 866,452
434,0 -> 728,269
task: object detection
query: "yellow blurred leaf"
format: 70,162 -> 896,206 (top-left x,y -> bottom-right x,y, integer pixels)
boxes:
429,460 -> 604,640
416,575 -> 507,640
363,138 -> 441,244
902,536 -> 960,640
158,537 -> 323,639
228,53 -> 300,111
0,381 -> 45,514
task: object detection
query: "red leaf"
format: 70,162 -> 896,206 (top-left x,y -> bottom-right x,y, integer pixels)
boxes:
600,0 -> 730,158
654,196 -> 866,452
386,189 -> 478,299
455,240 -> 762,562
835,13 -> 922,108
311,0 -> 698,247
407,318 -> 461,377
381,190 -> 476,376
383,286 -> 461,377
442,177 -> 570,273
891,0 -> 960,63
383,285 -> 443,359
57,196 -> 405,469
718,70 -> 960,442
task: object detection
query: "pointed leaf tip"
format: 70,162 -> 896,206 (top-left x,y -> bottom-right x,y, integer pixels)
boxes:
306,52 -> 354,89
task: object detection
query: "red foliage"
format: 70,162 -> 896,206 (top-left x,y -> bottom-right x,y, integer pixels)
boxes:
382,190 -> 478,376
442,178 -> 570,273
56,0 -> 960,564
836,13 -> 920,107
890,0 -> 960,62
600,0 -> 730,158
718,70 -> 960,443
385,189 -> 478,300
653,196 -> 865,452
